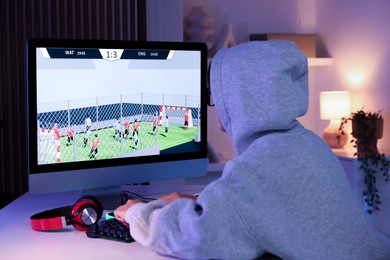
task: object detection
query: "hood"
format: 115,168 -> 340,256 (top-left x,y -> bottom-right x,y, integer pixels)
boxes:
210,40 -> 308,154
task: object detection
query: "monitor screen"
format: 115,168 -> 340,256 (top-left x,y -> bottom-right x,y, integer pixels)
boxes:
27,38 -> 208,202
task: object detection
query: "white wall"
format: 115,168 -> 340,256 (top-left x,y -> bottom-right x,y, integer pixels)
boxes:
187,0 -> 390,152
148,0 -> 390,155
183,0 -> 321,160
314,0 -> 390,150
184,0 -> 316,56
147,0 -> 183,41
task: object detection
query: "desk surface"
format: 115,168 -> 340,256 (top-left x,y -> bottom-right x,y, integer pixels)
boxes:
0,190 -> 284,260
0,190 -> 177,260
0,167 -> 223,260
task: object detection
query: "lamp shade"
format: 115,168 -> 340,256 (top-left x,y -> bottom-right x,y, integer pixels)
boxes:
320,91 -> 351,120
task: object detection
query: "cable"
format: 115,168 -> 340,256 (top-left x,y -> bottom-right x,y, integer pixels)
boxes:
120,191 -> 156,205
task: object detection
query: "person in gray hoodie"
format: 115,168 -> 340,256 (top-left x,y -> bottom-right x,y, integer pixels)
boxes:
114,40 -> 390,259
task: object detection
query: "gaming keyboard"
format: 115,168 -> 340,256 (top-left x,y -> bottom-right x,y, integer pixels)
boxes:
86,218 -> 134,243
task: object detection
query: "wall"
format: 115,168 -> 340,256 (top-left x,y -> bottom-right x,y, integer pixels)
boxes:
184,0 -> 315,56
147,0 -> 183,41
314,0 -> 390,151
182,0 -> 319,160
180,0 -> 390,155
0,0 -> 145,198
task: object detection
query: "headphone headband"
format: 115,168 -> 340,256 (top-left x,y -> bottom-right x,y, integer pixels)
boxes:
30,196 -> 103,231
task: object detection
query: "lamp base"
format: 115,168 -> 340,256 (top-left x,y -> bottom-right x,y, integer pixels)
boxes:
323,132 -> 348,148
322,119 -> 348,148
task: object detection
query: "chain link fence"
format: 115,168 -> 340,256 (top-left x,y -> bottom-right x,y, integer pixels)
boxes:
37,93 -> 200,164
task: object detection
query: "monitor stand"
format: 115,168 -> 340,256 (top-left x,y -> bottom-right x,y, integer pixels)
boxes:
121,183 -> 205,200
118,165 -> 224,207
80,186 -> 123,209
80,183 -> 205,210
80,164 -> 224,210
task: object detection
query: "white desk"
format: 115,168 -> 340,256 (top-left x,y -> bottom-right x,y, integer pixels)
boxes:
0,164 -> 225,260
0,191 -> 168,260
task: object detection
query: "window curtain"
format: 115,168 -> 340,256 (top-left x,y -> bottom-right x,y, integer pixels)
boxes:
0,0 -> 147,198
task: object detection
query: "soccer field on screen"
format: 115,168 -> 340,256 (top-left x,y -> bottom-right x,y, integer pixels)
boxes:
58,122 -> 199,162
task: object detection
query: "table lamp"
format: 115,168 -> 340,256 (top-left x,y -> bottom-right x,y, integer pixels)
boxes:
320,91 -> 351,148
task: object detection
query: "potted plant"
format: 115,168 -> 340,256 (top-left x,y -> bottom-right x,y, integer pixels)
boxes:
338,109 -> 390,214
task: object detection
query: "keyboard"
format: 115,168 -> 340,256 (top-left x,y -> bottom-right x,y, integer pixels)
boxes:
86,218 -> 135,243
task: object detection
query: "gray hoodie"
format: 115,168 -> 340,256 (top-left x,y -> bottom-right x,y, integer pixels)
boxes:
125,40 -> 390,259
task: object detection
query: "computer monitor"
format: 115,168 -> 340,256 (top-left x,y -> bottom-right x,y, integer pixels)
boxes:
27,38 -> 208,205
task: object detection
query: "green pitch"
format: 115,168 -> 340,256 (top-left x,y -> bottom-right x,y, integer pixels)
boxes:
59,122 -> 198,162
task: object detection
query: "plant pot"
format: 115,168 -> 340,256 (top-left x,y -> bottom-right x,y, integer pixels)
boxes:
352,117 -> 383,156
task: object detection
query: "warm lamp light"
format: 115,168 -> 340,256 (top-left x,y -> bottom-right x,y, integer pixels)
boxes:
347,72 -> 365,86
320,91 -> 351,148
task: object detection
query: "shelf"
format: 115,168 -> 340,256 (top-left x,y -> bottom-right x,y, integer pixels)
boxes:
209,57 -> 332,67
332,147 -> 390,158
308,57 -> 333,66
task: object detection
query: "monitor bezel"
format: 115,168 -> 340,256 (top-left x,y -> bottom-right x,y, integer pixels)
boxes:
27,38 -> 208,178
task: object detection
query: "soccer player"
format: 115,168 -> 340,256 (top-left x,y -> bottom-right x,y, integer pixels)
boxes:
85,114 -> 92,131
83,129 -> 91,148
152,116 -> 157,135
124,118 -> 130,139
132,119 -> 139,138
184,110 -> 189,130
164,115 -> 169,137
53,123 -> 61,163
66,127 -> 74,146
114,118 -> 121,139
89,134 -> 99,159
132,131 -> 139,149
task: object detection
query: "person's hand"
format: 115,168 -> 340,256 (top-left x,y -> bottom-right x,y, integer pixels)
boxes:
159,192 -> 198,203
114,199 -> 143,224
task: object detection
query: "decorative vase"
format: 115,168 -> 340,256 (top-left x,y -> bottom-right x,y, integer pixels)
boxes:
352,117 -> 384,156
215,23 -> 237,51
185,6 -> 214,51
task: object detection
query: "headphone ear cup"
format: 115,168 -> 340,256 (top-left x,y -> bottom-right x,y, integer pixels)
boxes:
70,195 -> 103,231
79,195 -> 103,218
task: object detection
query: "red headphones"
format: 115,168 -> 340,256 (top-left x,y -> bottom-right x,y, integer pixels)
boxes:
30,195 -> 103,231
